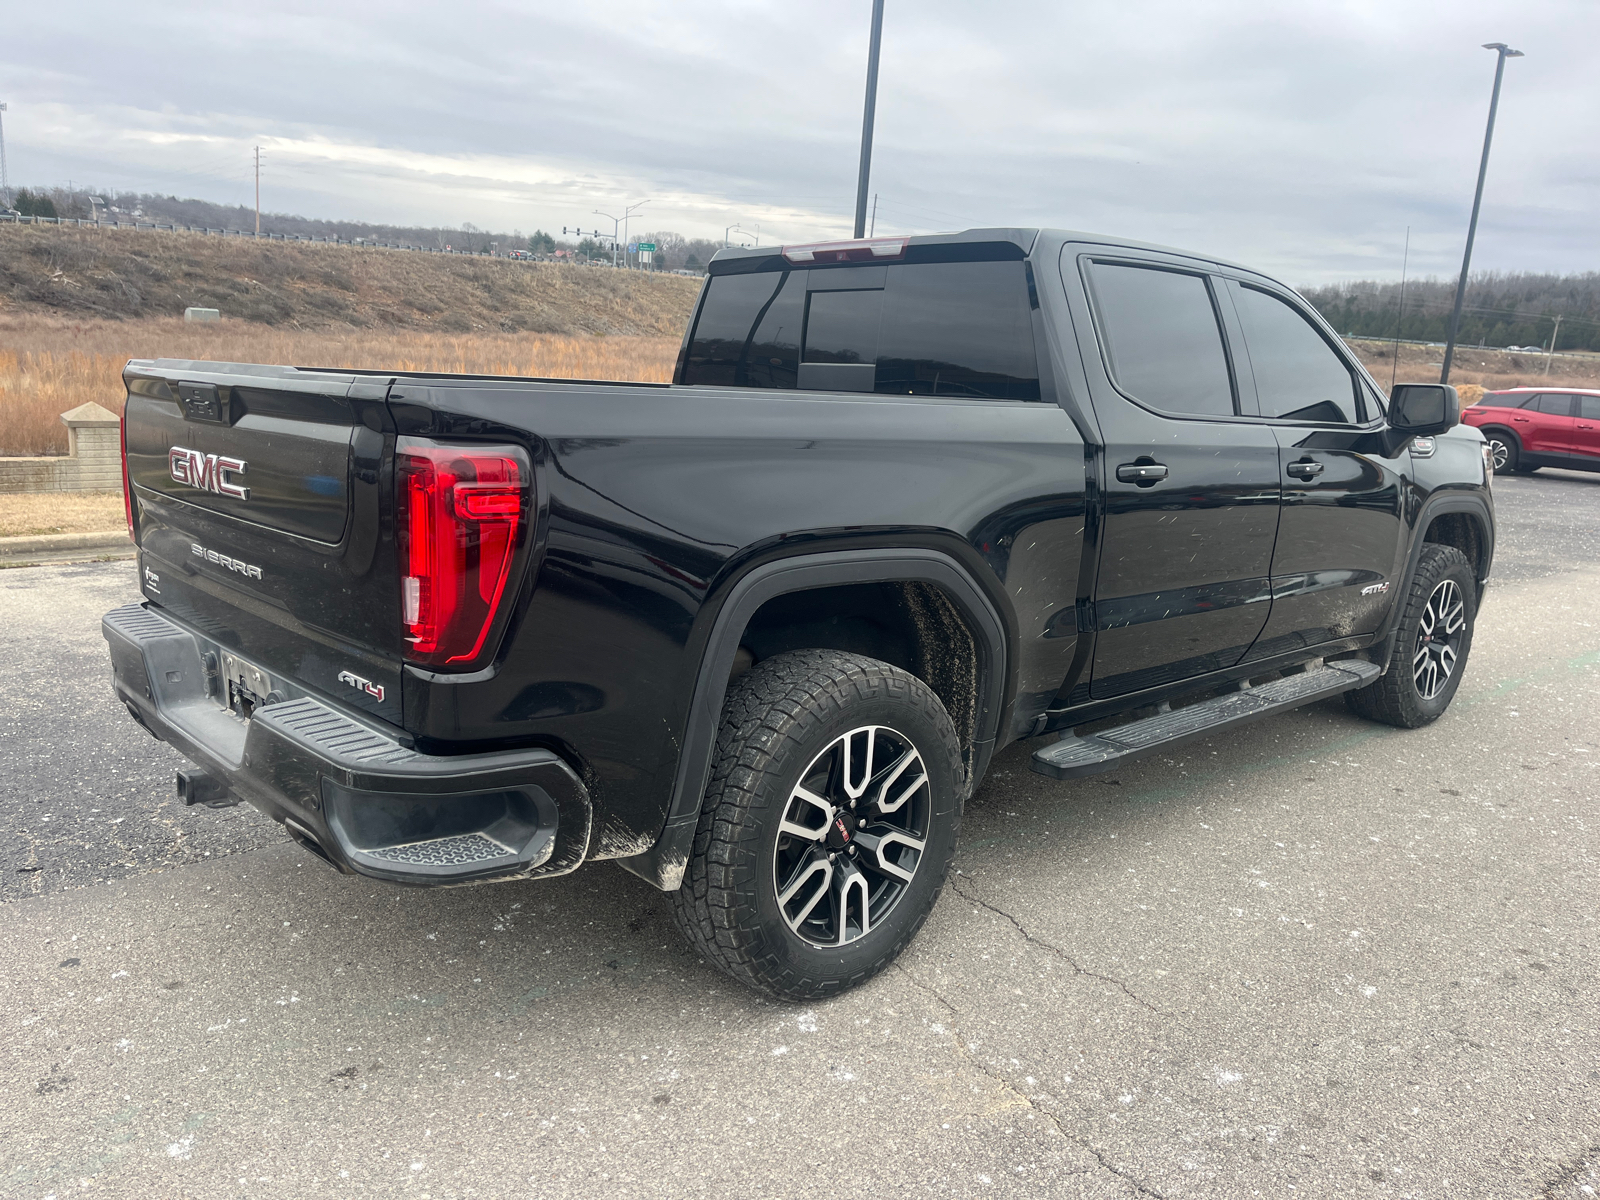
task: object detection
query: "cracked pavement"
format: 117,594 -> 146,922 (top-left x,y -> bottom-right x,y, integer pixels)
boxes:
2,469 -> 1598,1198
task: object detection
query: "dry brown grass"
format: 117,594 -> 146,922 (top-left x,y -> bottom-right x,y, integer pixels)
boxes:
0,224 -> 700,333
0,315 -> 680,454
0,491 -> 126,537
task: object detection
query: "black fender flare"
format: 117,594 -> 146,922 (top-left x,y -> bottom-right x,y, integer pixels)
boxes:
615,548 -> 1009,890
1371,490 -> 1495,653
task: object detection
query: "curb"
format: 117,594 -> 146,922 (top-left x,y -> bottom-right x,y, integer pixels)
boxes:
0,530 -> 135,566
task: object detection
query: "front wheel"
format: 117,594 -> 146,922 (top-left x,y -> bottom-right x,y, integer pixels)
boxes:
671,649 -> 964,1001
1345,544 -> 1477,728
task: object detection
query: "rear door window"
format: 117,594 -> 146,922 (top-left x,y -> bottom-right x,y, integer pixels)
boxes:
1577,396 -> 1600,421
1233,285 -> 1362,424
1086,262 -> 1236,417
1531,393 -> 1575,416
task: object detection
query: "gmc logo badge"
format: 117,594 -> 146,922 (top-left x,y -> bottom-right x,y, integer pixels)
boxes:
169,446 -> 250,500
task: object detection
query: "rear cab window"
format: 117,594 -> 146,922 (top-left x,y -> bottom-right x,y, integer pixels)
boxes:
679,250 -> 1040,401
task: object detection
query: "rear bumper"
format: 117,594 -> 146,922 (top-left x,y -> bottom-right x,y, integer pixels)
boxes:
102,603 -> 591,885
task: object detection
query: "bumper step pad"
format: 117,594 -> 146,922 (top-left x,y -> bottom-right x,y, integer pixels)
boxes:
366,832 -> 515,868
1031,661 -> 1382,780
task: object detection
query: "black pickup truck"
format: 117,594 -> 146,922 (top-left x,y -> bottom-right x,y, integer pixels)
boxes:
105,228 -> 1495,1000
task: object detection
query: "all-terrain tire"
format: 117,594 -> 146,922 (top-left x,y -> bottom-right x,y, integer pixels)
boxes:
1345,544 -> 1477,729
670,649 -> 964,1001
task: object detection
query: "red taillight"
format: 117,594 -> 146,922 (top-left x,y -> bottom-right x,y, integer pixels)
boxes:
396,440 -> 529,667
781,236 -> 908,264
120,409 -> 135,539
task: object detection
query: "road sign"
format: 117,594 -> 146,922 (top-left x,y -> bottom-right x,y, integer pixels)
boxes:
627,243 -> 638,252
636,242 -> 657,252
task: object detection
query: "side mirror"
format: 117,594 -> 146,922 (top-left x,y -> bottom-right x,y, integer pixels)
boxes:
1389,383 -> 1460,438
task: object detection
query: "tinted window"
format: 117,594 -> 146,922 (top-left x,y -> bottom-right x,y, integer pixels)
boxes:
803,289 -> 882,364
1578,396 -> 1600,421
1531,393 -> 1574,416
872,262 -> 1039,400
1234,285 -> 1361,424
680,272 -> 804,387
1088,262 -> 1235,416
684,260 -> 1039,399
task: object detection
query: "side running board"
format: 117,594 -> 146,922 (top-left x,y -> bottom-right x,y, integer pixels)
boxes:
1030,661 -> 1383,780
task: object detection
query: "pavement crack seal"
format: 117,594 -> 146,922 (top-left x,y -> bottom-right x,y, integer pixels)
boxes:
893,960 -> 1166,1198
950,874 -> 1160,1014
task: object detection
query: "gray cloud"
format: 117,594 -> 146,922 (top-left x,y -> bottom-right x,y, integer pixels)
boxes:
3,0 -> 1593,283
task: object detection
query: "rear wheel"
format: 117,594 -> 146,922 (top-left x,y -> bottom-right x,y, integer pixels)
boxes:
1345,544 -> 1477,728
1484,430 -> 1519,475
671,649 -> 964,1001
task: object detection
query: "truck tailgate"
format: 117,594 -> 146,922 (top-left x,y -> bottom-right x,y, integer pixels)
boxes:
124,361 -> 403,725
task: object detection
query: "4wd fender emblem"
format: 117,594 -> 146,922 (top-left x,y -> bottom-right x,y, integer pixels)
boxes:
169,446 -> 250,499
338,670 -> 385,702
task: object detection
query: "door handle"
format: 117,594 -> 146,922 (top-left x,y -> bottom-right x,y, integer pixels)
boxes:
1286,461 -> 1325,479
1513,416 -> 1530,423
1115,462 -> 1168,484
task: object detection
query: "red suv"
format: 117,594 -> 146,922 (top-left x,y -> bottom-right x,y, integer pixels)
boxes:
1462,388 -> 1600,475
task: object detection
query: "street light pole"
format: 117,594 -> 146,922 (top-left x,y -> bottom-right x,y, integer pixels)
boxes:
0,102 -> 12,212
853,0 -> 885,238
1441,42 -> 1523,385
594,199 -> 648,269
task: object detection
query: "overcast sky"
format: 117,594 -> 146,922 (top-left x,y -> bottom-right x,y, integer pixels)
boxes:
4,0 -> 1594,284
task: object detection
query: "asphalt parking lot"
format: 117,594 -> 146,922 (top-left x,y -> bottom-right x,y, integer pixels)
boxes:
2,469 -> 1597,1199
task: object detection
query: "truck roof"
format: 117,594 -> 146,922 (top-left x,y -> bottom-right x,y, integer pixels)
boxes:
707,227 -> 1260,278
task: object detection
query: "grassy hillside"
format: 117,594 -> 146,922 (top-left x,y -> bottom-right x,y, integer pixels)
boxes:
0,224 -> 701,335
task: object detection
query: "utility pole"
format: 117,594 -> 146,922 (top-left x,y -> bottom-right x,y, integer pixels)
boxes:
869,193 -> 878,238
1543,314 -> 1562,376
853,0 -> 886,238
0,102 -> 11,212
254,146 -> 261,235
1441,42 -> 1523,384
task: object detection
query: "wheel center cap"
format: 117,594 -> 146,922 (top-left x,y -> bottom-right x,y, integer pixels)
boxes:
826,811 -> 857,850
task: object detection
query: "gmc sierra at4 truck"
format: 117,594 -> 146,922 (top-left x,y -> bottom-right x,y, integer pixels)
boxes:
104,228 -> 1495,1000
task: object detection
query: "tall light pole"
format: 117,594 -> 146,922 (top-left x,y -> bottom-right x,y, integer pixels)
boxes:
593,199 -> 648,268
852,0 -> 885,238
1440,42 -> 1523,385
0,102 -> 12,212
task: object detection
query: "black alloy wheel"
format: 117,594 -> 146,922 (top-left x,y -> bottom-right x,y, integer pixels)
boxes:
1412,578 -> 1467,702
672,649 -> 964,1001
773,724 -> 931,947
1346,543 -> 1477,728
